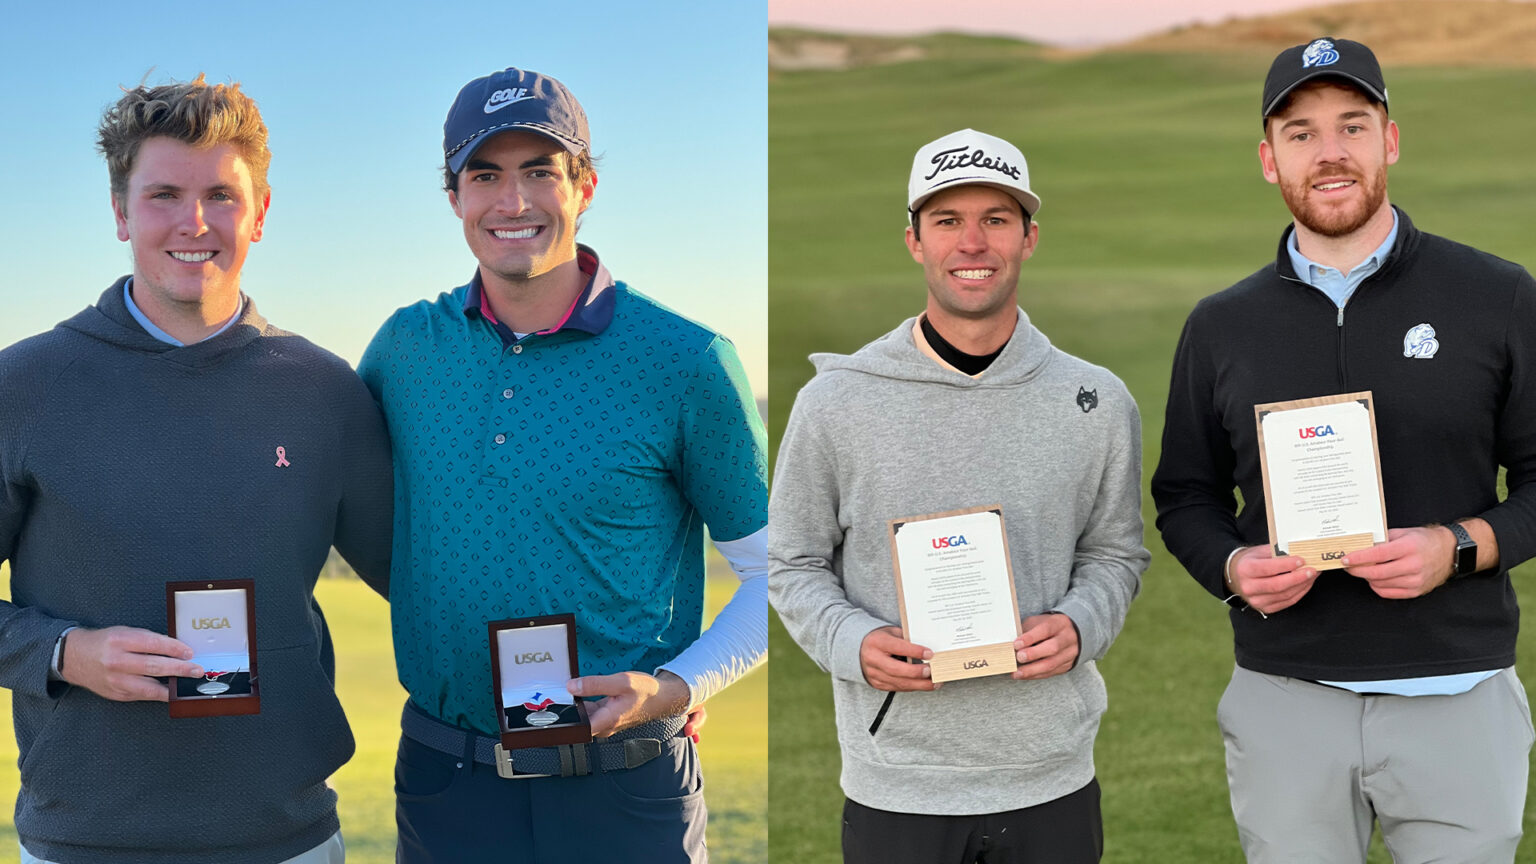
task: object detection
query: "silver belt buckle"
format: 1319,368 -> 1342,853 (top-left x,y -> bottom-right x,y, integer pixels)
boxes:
494,744 -> 550,780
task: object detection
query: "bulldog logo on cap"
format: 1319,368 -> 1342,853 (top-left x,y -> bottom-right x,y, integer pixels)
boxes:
1260,37 -> 1387,123
1302,39 -> 1340,69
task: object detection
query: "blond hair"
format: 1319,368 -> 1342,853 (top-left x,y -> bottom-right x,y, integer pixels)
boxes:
97,74 -> 271,201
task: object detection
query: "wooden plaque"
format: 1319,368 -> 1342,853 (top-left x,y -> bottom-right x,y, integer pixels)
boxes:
1254,391 -> 1389,569
889,505 -> 1021,683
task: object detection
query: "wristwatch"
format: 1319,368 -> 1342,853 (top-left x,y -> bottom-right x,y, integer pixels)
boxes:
1447,522 -> 1478,578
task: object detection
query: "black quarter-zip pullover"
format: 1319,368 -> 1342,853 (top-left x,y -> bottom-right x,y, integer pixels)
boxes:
1152,209 -> 1536,679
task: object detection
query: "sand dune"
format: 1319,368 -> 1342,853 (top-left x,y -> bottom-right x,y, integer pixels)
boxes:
771,2 -> 1536,70
1109,0 -> 1536,68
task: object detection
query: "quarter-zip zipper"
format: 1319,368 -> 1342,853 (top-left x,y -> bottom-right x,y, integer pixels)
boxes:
1279,270 -> 1354,391
1336,304 -> 1347,388
1276,210 -> 1405,395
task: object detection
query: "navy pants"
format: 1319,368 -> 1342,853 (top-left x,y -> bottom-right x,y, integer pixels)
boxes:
395,729 -> 707,863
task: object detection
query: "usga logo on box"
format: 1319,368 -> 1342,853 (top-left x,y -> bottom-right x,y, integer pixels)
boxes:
932,535 -> 969,549
1299,425 -> 1336,439
513,652 -> 554,665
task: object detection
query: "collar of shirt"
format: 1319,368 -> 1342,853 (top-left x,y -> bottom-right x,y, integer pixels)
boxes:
916,312 -> 1006,377
123,277 -> 247,346
1286,208 -> 1399,309
462,244 -> 616,345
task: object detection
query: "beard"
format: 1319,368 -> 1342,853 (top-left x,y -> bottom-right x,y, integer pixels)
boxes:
1278,164 -> 1388,238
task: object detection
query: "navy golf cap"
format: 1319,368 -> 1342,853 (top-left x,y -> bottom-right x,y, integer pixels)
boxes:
1262,37 -> 1387,124
443,67 -> 590,175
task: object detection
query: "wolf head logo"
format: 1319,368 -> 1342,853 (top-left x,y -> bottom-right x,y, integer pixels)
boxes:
1076,387 -> 1098,413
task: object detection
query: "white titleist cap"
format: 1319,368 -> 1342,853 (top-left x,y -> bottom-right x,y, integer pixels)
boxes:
907,128 -> 1040,220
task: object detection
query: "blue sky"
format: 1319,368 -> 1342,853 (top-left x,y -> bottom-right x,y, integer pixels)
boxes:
0,1 -> 766,394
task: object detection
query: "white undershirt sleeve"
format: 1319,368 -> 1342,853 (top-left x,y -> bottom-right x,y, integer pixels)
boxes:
657,526 -> 768,708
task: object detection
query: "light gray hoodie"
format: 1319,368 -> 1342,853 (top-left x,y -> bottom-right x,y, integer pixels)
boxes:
769,310 -> 1148,815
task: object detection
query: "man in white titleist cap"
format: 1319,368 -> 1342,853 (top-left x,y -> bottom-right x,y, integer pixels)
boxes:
770,128 -> 1148,863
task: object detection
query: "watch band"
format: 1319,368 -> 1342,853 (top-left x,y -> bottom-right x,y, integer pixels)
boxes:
1447,522 -> 1477,578
51,628 -> 71,680
1223,546 -> 1244,590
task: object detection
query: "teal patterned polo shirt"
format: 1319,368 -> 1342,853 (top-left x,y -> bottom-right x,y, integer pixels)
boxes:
359,249 -> 767,734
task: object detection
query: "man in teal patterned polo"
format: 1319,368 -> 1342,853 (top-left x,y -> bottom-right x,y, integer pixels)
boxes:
358,67 -> 767,863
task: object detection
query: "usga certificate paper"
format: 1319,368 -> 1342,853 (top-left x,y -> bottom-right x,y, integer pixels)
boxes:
889,505 -> 1021,682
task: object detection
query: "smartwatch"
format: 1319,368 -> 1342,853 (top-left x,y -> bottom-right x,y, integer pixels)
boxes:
1447,522 -> 1478,578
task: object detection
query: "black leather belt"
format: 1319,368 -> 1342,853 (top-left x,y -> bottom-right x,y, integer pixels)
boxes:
401,701 -> 687,779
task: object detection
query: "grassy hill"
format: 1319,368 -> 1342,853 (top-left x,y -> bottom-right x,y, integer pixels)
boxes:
768,23 -> 1536,864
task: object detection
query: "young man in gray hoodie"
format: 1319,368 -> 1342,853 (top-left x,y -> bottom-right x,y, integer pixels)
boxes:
770,128 -> 1148,863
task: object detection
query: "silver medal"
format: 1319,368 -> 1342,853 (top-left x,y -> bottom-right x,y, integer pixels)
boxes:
196,668 -> 239,695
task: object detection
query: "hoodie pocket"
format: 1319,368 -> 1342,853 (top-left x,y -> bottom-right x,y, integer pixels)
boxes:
15,689 -> 73,779
15,642 -> 352,853
843,666 -> 1104,771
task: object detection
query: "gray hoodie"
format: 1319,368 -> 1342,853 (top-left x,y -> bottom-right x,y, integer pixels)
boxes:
769,310 -> 1147,815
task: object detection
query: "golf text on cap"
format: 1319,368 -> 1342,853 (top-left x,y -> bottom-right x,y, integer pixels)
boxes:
924,146 -> 1022,183
1302,39 -> 1341,68
444,67 -> 590,174
485,87 -> 534,113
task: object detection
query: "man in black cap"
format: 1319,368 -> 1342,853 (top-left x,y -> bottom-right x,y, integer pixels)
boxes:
358,67 -> 767,863
1152,37 -> 1536,862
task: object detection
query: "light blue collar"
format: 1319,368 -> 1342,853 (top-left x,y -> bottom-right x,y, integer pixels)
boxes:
123,278 -> 245,346
1286,209 -> 1399,308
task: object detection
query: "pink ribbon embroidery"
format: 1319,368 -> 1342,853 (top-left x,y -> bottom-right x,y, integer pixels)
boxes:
274,446 -> 291,468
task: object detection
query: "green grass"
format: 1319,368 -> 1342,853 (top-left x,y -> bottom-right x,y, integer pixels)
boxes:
768,38 -> 1536,864
0,563 -> 764,864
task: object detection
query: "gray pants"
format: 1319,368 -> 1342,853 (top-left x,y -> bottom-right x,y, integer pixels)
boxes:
21,830 -> 344,864
1219,666 -> 1533,864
